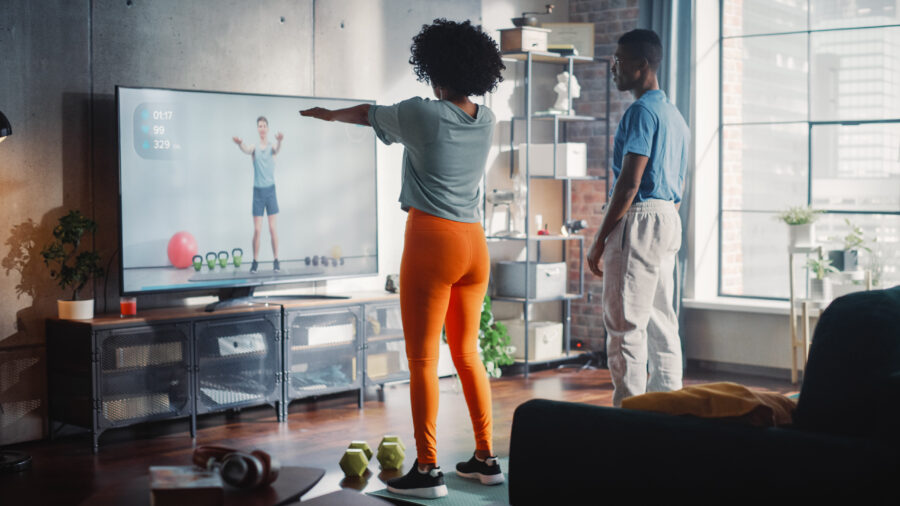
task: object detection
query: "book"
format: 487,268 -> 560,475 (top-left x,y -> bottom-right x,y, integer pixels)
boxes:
150,466 -> 224,506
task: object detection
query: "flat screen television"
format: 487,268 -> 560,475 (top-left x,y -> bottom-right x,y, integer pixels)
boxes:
116,86 -> 377,301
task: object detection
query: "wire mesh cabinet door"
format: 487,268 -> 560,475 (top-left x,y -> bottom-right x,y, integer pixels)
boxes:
95,323 -> 192,435
283,305 -> 363,408
193,311 -> 282,418
364,302 -> 408,387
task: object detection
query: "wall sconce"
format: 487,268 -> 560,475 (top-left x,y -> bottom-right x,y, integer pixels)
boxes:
0,110 -> 11,143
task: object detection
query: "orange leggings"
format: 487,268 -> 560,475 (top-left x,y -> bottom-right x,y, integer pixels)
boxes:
400,208 -> 493,465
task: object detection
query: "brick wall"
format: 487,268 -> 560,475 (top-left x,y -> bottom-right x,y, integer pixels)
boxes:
721,0 -> 744,294
567,0 -> 640,351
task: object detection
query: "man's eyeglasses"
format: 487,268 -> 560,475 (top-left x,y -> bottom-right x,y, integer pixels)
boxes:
613,56 -> 639,66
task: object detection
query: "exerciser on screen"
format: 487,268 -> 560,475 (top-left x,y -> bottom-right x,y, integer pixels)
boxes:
116,86 -> 378,301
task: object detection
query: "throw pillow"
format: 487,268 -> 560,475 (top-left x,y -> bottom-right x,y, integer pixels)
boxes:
621,382 -> 796,427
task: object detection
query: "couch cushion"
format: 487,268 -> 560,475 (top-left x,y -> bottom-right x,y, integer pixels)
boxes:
621,382 -> 795,426
794,286 -> 900,439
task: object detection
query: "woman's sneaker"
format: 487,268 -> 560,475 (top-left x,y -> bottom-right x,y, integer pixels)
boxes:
455,453 -> 505,485
386,460 -> 449,499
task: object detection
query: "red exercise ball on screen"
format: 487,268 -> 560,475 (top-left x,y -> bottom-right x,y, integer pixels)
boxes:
167,231 -> 198,269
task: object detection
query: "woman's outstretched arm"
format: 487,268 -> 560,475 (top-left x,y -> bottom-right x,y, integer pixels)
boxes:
300,104 -> 371,126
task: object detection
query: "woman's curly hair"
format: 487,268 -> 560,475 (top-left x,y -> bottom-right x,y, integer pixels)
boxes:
409,19 -> 505,97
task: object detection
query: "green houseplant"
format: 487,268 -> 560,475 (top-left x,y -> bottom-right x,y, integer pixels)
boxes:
778,206 -> 822,247
807,256 -> 838,302
41,210 -> 104,319
841,218 -> 870,271
479,295 -> 515,378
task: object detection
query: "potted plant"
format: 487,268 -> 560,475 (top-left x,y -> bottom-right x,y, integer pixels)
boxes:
807,256 -> 838,303
479,295 -> 515,378
777,206 -> 822,247
41,210 -> 105,319
841,218 -> 870,271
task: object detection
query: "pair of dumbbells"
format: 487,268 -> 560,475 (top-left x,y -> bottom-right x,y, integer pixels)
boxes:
339,435 -> 405,477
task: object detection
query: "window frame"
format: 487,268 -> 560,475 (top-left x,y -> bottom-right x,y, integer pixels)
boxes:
717,0 -> 900,300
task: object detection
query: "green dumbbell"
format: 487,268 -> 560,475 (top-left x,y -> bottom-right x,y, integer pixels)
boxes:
192,255 -> 203,271
232,247 -> 243,268
376,441 -> 405,471
377,435 -> 406,453
206,252 -> 217,270
339,448 -> 369,477
348,440 -> 373,460
218,250 -> 229,268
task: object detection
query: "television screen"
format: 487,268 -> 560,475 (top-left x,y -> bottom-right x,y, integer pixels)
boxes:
117,86 -> 377,295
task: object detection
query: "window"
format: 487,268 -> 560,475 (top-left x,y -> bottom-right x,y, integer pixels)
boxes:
720,0 -> 900,298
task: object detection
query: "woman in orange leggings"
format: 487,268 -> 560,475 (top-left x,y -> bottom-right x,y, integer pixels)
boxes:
301,19 -> 505,499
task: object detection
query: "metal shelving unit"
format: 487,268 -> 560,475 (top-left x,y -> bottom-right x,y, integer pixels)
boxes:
489,52 -> 612,377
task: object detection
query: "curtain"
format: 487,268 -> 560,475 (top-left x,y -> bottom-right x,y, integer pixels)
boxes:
638,0 -> 693,362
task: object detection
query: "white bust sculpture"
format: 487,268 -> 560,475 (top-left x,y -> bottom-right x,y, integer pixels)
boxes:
551,71 -> 581,114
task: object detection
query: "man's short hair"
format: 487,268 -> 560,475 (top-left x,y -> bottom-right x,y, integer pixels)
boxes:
618,29 -> 662,71
257,116 -> 268,125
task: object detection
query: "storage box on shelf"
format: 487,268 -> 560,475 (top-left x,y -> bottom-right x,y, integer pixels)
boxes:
515,142 -> 586,178
500,320 -> 563,362
494,261 -> 567,300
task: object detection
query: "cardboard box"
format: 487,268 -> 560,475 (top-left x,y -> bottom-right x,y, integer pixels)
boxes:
499,27 -> 550,53
494,261 -> 567,299
516,143 -> 587,178
367,351 -> 402,379
500,320 -> 563,361
542,22 -> 595,58
306,322 -> 355,346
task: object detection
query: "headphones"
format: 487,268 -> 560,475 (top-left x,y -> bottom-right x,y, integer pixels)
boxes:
192,445 -> 280,489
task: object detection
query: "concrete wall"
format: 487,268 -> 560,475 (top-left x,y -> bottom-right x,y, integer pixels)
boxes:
0,0 -> 484,445
1,0 -> 92,445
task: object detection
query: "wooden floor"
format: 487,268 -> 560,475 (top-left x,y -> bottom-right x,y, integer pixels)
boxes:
1,365 -> 798,505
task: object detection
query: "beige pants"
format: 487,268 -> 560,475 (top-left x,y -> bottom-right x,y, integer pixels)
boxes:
602,199 -> 683,407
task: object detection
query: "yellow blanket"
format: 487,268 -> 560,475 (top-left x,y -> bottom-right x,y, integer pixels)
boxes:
621,382 -> 796,427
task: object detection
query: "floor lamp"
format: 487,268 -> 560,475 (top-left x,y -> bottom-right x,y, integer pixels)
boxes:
0,109 -> 31,474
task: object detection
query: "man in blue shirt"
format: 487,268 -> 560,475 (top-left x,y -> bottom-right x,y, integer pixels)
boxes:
587,29 -> 690,407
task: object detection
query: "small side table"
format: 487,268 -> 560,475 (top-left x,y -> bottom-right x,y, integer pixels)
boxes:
789,245 -> 872,384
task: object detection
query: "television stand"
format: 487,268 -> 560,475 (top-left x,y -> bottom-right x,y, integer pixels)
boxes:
204,287 -> 350,312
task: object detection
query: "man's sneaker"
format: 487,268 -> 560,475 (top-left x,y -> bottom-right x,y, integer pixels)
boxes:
456,453 -> 504,485
386,460 -> 448,499
250,260 -> 259,273
273,259 -> 280,272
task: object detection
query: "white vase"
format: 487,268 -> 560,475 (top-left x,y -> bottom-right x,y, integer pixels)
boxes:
58,299 -> 94,320
788,223 -> 815,247
808,278 -> 832,303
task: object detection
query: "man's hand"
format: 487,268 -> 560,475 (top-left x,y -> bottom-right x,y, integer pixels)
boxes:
275,132 -> 284,142
300,107 -> 334,121
232,136 -> 243,145
587,236 -> 605,278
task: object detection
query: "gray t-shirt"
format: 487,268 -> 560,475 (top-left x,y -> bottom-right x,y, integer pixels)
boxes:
252,141 -> 276,188
368,97 -> 495,223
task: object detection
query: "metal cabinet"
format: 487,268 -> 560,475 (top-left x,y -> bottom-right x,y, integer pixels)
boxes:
47,295 -> 402,450
193,313 -> 282,419
363,302 -> 409,394
282,306 -> 364,418
48,319 -> 193,451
